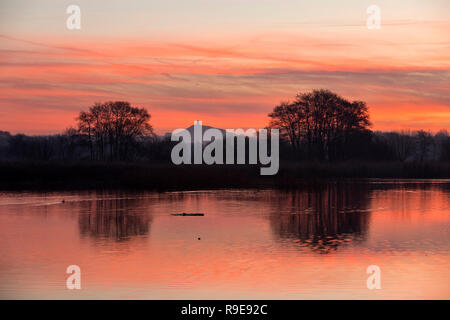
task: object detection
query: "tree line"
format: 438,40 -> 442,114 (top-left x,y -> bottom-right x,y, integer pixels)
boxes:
268,89 -> 450,162
1,92 -> 449,163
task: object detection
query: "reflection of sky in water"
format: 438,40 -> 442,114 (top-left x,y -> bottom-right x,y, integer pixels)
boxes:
0,181 -> 449,299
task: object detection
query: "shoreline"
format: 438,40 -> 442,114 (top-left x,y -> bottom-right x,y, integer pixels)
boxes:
0,161 -> 449,191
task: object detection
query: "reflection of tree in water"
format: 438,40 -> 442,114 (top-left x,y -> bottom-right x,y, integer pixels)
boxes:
269,184 -> 371,254
78,197 -> 152,241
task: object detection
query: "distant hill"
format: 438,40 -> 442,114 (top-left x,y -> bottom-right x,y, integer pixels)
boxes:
185,123 -> 227,137
163,123 -> 226,139
164,123 -> 254,140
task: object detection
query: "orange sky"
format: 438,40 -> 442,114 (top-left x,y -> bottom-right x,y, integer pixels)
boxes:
0,0 -> 449,134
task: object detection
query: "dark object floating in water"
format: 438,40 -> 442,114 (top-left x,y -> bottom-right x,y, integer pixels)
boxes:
171,213 -> 204,216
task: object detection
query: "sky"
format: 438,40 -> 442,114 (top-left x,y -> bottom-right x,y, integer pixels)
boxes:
0,0 -> 449,135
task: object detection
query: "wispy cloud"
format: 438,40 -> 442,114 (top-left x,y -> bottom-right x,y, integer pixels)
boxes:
0,0 -> 449,134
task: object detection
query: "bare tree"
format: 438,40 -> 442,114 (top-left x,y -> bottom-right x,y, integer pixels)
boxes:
384,130 -> 414,161
268,102 -> 302,151
77,101 -> 154,161
269,89 -> 371,160
415,130 -> 434,162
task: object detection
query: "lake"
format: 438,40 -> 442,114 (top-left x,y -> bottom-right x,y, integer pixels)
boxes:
0,180 -> 449,299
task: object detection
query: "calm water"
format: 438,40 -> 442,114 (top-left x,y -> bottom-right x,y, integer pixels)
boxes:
0,181 -> 449,299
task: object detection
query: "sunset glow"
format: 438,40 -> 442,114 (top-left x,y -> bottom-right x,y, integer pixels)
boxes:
0,0 -> 449,134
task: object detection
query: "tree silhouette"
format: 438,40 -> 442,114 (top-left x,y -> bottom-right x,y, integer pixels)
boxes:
415,130 -> 434,162
77,101 -> 154,161
269,89 -> 371,160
